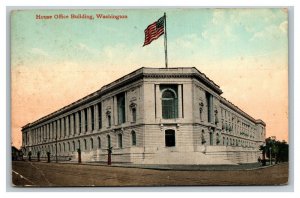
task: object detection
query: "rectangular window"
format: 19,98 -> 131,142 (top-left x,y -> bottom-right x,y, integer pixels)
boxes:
68,115 -> 71,135
117,93 -> 126,124
84,109 -> 88,132
165,130 -> 175,147
118,134 -> 123,148
98,103 -> 102,129
78,111 -> 81,133
91,107 -> 94,131
132,108 -> 136,122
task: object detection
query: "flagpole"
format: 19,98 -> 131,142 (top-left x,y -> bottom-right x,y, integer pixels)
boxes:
164,12 -> 168,68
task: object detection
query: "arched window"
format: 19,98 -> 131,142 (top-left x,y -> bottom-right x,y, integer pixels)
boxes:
72,141 -> 75,151
131,131 -> 136,146
63,143 -> 65,152
165,129 -> 175,147
97,137 -> 101,149
162,89 -> 178,119
58,143 -> 61,153
107,135 -> 111,148
84,139 -> 87,150
68,142 -> 70,151
90,138 -> 94,150
226,137 -> 229,146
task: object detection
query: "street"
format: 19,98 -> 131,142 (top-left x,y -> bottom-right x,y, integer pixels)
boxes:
12,161 -> 288,187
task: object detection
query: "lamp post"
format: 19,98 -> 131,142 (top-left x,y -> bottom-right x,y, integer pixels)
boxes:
269,147 -> 272,165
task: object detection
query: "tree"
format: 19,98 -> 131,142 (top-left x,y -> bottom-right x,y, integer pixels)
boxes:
262,137 -> 288,164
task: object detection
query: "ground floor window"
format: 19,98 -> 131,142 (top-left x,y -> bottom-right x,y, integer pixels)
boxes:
118,134 -> 123,148
131,131 -> 136,146
107,135 -> 111,148
165,129 -> 175,147
209,132 -> 213,145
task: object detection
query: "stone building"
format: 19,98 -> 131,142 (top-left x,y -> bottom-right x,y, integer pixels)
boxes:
21,67 -> 266,164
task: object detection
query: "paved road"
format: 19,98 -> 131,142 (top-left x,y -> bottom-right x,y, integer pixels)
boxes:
11,161 -> 288,187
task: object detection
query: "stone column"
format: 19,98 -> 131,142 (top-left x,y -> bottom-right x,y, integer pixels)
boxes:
61,118 -> 65,138
57,119 -> 61,139
81,110 -> 85,134
53,121 -> 57,140
66,116 -> 69,137
87,107 -> 92,132
75,112 -> 79,135
70,114 -> 74,136
155,84 -> 162,119
178,84 -> 183,118
49,123 -> 52,140
125,92 -> 129,123
94,104 -> 99,130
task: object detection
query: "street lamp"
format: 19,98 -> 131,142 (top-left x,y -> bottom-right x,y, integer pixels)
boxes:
269,147 -> 272,165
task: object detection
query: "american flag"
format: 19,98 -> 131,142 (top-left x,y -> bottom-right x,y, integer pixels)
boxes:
143,16 -> 165,47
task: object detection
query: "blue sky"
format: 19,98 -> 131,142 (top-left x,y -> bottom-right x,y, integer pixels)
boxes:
11,8 -> 288,147
11,9 -> 288,67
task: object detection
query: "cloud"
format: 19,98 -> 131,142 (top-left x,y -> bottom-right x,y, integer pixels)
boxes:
76,43 -> 100,55
30,48 -> 49,57
279,20 -> 288,33
251,25 -> 283,41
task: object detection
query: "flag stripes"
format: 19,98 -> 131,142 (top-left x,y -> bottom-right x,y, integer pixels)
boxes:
143,16 -> 165,46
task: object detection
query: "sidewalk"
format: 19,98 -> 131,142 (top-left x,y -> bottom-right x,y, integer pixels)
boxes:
50,160 -> 281,171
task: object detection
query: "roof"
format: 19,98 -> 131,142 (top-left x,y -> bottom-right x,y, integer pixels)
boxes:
23,67 -> 256,130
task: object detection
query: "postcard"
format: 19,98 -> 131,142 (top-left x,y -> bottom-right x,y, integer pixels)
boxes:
11,8 -> 289,187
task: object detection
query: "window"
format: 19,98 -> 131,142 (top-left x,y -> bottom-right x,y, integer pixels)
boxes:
132,107 -> 136,122
206,92 -> 213,123
64,117 -> 66,137
107,135 -> 111,148
91,107 -> 94,131
59,143 -> 61,152
165,129 -> 175,147
78,140 -> 81,150
97,137 -> 101,149
84,139 -> 87,150
161,87 -> 178,119
68,142 -> 70,151
107,112 -> 111,128
78,111 -> 81,133
73,114 -> 76,135
131,131 -> 136,146
84,109 -> 88,132
118,134 -> 123,148
117,93 -> 126,124
201,130 -> 206,144
90,138 -> 94,150
209,132 -> 213,145
68,115 -> 71,135
98,103 -> 102,129
63,143 -> 65,152
72,141 -> 75,151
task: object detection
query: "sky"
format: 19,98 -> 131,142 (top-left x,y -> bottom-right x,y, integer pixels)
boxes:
11,8 -> 288,148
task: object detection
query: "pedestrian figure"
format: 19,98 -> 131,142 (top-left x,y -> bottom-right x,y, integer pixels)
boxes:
107,146 -> 113,165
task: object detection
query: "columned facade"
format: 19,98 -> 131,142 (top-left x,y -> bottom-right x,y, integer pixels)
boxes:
21,67 -> 266,165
